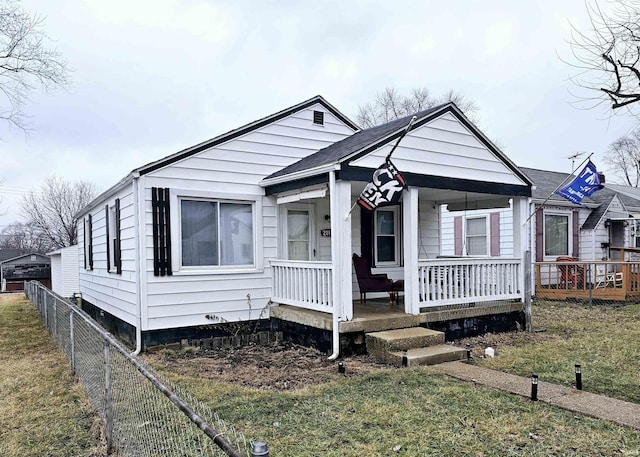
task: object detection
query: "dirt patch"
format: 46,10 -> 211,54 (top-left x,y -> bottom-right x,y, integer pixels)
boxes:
144,341 -> 391,391
144,329 -> 562,391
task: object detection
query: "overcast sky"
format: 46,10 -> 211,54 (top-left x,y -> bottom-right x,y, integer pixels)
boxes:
1,0 -> 637,229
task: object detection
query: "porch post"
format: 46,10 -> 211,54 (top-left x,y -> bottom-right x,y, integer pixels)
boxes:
513,196 -> 531,305
403,187 -> 419,314
330,172 -> 353,321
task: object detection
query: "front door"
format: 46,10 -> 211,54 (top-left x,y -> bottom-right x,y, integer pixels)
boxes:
285,206 -> 316,260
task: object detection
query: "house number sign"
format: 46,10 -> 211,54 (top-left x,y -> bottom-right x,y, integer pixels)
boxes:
320,229 -> 331,237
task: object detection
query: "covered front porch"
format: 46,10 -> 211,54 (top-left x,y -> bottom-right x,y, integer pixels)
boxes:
260,104 -> 533,356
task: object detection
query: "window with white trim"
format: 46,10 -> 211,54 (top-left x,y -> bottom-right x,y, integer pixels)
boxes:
544,213 -> 569,257
374,207 -> 400,265
180,199 -> 254,267
465,216 -> 488,256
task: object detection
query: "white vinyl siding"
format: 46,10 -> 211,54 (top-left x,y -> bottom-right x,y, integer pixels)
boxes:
50,245 -> 79,298
79,186 -> 138,326
141,104 -> 355,331
441,207 -> 513,257
349,112 -> 527,186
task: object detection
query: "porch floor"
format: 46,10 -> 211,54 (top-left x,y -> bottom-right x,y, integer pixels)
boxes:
270,299 -> 524,334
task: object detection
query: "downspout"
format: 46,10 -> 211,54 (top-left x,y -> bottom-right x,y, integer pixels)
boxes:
328,170 -> 340,361
132,173 -> 143,355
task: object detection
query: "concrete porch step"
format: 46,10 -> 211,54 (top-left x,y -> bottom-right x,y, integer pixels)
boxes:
388,345 -> 467,367
365,327 -> 445,362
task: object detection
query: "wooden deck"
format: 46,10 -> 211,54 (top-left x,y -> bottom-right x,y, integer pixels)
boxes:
535,261 -> 640,301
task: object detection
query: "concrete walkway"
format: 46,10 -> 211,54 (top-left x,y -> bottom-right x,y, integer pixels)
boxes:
432,361 -> 640,430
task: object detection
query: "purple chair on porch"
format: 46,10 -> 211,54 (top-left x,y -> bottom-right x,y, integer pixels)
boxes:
352,253 -> 404,304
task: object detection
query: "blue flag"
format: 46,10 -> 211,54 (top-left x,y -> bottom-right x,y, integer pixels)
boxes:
555,161 -> 603,204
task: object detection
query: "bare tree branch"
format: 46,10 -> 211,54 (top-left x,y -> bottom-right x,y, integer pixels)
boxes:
605,127 -> 640,186
0,0 -> 70,132
566,0 -> 640,116
19,176 -> 97,249
355,86 -> 479,128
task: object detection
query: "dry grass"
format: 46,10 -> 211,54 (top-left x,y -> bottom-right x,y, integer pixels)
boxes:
473,300 -> 640,403
0,293 -> 105,457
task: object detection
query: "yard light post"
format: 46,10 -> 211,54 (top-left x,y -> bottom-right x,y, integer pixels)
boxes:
338,361 -> 345,374
251,441 -> 269,457
402,350 -> 408,367
575,363 -> 582,390
531,373 -> 538,402
466,343 -> 471,362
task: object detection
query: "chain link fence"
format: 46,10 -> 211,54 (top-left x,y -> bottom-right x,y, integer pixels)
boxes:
25,281 -> 265,457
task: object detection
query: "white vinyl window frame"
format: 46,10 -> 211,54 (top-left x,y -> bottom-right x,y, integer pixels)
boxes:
464,216 -> 489,256
279,203 -> 317,261
543,211 -> 571,259
170,190 -> 263,275
374,206 -> 401,266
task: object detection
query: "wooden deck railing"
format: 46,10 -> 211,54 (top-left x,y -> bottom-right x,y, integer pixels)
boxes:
270,260 -> 333,312
535,260 -> 640,300
418,258 -> 522,307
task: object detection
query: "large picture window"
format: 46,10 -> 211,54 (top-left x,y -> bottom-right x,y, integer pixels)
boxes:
180,199 -> 254,267
545,213 -> 569,256
375,207 -> 400,265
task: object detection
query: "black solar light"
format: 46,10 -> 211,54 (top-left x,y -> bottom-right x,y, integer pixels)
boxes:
402,350 -> 408,367
466,343 -> 471,362
575,363 -> 582,390
531,373 -> 538,401
338,361 -> 345,374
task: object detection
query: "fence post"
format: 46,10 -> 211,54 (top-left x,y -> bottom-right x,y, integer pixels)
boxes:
70,312 -> 76,376
42,287 -> 47,326
103,339 -> 114,453
524,250 -> 532,332
587,263 -> 593,306
53,297 -> 58,340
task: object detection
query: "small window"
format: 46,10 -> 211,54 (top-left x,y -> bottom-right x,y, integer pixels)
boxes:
313,110 -> 324,126
374,207 -> 400,265
466,217 -> 487,256
180,199 -> 254,267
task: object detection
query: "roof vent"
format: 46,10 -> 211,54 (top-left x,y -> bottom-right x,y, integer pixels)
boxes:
313,110 -> 324,126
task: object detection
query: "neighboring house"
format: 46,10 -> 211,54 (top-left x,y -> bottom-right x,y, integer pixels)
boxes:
441,166 -> 640,295
48,245 -> 80,298
0,253 -> 51,292
76,95 -> 532,354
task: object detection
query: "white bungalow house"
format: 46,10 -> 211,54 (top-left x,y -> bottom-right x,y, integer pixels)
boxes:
76,95 -> 533,355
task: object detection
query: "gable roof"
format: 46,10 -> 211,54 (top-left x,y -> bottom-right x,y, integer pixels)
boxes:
265,103 -> 531,187
0,253 -> 51,266
77,95 -> 359,218
135,95 -> 359,176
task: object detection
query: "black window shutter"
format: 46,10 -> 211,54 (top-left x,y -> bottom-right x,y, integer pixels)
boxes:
152,187 -> 172,276
88,214 -> 93,271
360,207 -> 373,265
115,198 -> 122,274
83,219 -> 87,270
105,205 -> 111,271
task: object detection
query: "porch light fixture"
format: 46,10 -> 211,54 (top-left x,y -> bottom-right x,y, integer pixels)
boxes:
575,363 -> 582,390
531,373 -> 538,401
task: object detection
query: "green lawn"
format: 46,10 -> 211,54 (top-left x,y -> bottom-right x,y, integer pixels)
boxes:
479,301 -> 640,403
0,294 -> 104,457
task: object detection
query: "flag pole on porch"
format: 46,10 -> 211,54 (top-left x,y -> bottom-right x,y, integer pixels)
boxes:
344,115 -> 417,220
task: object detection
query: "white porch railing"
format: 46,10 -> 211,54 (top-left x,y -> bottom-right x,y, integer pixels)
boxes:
270,260 -> 334,312
418,258 -> 522,307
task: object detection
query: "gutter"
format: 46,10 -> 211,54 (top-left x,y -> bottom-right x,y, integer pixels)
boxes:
327,170 -> 340,361
132,174 -> 143,355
